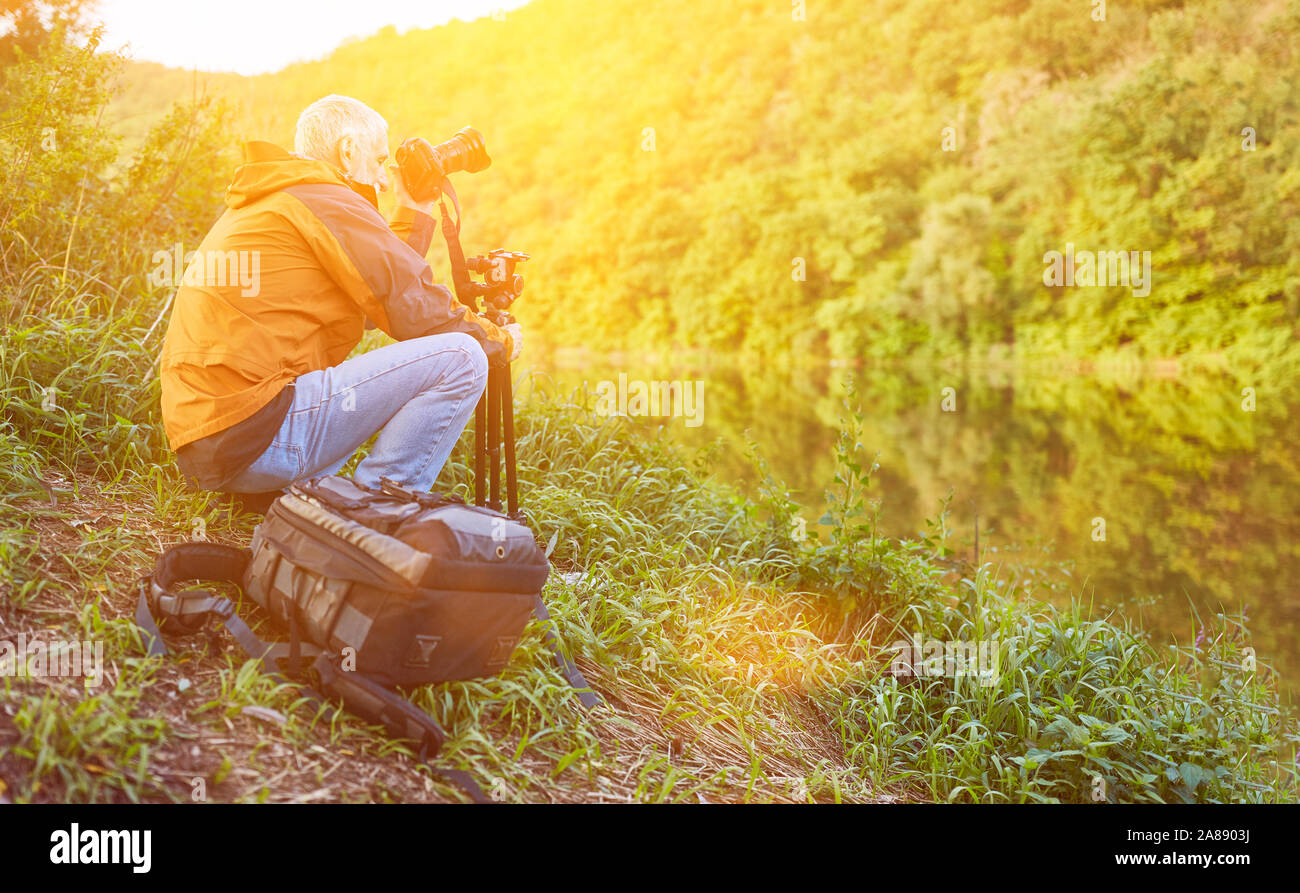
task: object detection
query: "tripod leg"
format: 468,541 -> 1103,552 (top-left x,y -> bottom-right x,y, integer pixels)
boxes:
474,393 -> 486,506
487,363 -> 502,512
501,362 -> 518,518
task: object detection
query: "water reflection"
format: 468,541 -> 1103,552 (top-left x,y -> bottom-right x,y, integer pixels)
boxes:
523,353 -> 1299,705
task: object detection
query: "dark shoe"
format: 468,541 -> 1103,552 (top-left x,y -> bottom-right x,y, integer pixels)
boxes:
225,490 -> 284,516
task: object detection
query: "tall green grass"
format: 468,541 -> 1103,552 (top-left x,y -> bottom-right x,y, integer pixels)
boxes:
0,280 -> 1296,802
831,567 -> 1295,803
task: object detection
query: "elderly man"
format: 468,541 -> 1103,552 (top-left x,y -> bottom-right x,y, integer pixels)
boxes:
160,95 -> 519,498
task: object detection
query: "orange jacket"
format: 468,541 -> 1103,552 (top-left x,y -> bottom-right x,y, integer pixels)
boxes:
159,140 -> 511,451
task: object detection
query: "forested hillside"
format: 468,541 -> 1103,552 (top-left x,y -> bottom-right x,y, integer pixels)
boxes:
3,0 -> 1297,808
108,0 -> 1300,372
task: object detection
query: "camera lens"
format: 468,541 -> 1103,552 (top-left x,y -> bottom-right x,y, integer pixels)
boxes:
433,127 -> 491,176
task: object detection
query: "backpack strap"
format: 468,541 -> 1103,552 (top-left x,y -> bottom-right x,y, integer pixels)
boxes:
533,596 -> 600,709
312,654 -> 490,803
135,541 -> 320,674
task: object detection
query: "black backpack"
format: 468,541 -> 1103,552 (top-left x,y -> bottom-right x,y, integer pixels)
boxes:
135,475 -> 597,802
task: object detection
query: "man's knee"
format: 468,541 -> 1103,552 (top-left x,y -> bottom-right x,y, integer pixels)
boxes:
440,332 -> 488,397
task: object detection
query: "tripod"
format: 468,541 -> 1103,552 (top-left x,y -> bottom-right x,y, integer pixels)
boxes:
474,349 -> 519,520
435,181 -> 525,520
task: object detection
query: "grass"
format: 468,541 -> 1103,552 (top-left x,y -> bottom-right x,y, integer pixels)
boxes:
0,275 -> 1296,804
834,566 -> 1296,802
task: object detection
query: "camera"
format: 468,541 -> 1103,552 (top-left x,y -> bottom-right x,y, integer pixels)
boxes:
395,127 -> 491,202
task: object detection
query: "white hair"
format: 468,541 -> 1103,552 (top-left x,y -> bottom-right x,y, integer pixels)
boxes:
293,95 -> 387,163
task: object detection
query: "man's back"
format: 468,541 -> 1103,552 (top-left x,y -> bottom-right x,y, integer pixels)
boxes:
160,140 -> 507,458
161,141 -> 367,451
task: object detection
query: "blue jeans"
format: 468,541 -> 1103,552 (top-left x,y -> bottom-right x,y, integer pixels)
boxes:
223,333 -> 488,494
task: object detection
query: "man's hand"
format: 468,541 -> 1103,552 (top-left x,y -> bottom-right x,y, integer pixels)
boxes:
504,322 -> 523,363
388,162 -> 437,217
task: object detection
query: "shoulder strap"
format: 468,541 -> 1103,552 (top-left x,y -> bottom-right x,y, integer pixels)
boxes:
533,596 -> 600,709
135,541 -> 317,673
136,542 -> 251,653
311,654 -> 490,803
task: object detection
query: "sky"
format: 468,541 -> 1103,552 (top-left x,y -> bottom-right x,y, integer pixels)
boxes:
94,0 -> 534,75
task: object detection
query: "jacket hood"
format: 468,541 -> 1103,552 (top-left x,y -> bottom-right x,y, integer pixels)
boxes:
226,141 -> 376,209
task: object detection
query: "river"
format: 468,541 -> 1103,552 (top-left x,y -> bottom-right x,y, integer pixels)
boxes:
522,351 -> 1300,707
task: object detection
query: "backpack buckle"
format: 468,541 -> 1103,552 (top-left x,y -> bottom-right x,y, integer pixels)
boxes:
378,477 -> 415,501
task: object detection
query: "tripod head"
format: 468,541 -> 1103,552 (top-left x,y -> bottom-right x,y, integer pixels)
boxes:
464,250 -> 530,322
433,182 -> 529,332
